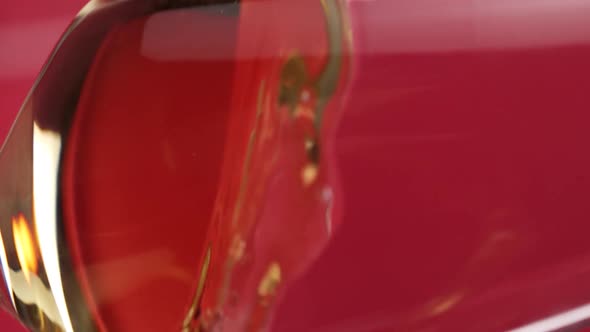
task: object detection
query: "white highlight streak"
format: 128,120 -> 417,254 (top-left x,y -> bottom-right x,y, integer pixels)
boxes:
509,303 -> 590,332
33,124 -> 73,332
0,231 -> 15,308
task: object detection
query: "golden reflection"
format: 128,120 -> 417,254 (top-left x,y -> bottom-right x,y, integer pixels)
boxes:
427,292 -> 464,317
10,214 -> 65,331
257,262 -> 281,298
301,163 -> 319,187
12,214 -> 38,282
183,247 -> 212,332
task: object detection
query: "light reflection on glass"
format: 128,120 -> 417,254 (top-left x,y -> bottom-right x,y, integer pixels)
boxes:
32,123 -> 73,332
0,229 -> 16,308
509,303 -> 590,332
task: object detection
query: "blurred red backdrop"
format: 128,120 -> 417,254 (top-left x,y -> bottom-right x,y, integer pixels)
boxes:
0,0 -> 84,144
